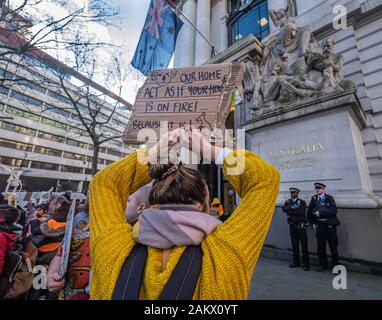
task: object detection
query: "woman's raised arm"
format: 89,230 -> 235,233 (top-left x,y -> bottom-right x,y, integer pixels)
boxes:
89,151 -> 151,240
89,128 -> 182,241
213,150 -> 280,271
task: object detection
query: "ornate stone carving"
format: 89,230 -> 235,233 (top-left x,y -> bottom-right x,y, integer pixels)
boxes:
233,0 -> 254,13
247,0 -> 352,117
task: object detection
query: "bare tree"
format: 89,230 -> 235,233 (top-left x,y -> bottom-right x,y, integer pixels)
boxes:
41,41 -> 135,176
0,0 -> 119,89
107,47 -> 146,103
0,1 -> 139,175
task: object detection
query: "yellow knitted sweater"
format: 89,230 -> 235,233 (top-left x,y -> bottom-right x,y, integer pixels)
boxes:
89,149 -> 280,300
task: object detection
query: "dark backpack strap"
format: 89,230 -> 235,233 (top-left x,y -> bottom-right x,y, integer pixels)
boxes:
111,243 -> 148,300
159,245 -> 202,300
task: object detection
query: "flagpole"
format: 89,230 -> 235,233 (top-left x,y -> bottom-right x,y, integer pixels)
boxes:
164,0 -> 218,57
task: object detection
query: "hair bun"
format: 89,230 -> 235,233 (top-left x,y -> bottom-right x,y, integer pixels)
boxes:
148,163 -> 174,180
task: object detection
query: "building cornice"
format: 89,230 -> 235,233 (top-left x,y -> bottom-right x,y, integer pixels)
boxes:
205,34 -> 263,64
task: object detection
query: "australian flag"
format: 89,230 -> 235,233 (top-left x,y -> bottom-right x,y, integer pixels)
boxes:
132,0 -> 183,75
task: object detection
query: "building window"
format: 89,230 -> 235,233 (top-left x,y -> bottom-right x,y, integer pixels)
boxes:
0,68 -> 15,81
70,114 -> 92,126
67,126 -> 89,137
31,161 -> 59,171
0,86 -> 9,95
63,151 -> 86,162
101,126 -> 121,137
1,121 -> 37,136
111,117 -> 125,127
66,138 -> 80,147
58,180 -> 79,191
76,104 -> 88,113
44,104 -> 71,118
34,146 -> 62,157
0,138 -> 33,152
37,131 -> 65,143
10,91 -> 44,107
86,156 -> 105,164
41,117 -> 67,130
107,149 -> 122,157
17,79 -> 47,95
71,114 -> 81,123
5,106 -> 40,122
65,138 -> 89,149
60,165 -> 84,174
48,90 -> 72,105
41,117 -> 55,127
228,0 -> 270,45
97,113 -> 109,121
24,56 -> 67,79
0,156 -> 29,167
108,140 -> 123,147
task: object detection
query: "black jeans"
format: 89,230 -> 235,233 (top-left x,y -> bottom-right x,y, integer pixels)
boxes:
316,224 -> 339,266
290,224 -> 310,266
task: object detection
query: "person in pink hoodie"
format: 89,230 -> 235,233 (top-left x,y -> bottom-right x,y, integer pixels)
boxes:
0,205 -> 19,275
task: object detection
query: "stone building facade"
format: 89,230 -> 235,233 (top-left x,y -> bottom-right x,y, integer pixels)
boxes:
172,0 -> 382,271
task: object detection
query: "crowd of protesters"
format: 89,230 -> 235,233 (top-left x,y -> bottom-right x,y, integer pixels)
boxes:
0,191 -> 91,300
0,187 -> 225,300
0,127 -> 281,300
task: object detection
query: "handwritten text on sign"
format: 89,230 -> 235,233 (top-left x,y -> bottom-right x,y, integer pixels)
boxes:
125,63 -> 243,142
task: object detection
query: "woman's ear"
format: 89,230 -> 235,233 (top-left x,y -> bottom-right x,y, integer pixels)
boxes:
193,202 -> 204,212
137,203 -> 148,215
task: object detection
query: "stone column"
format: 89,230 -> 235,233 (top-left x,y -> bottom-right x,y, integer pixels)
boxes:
211,0 -> 228,53
218,0 -> 228,52
173,0 -> 197,67
195,0 -> 211,65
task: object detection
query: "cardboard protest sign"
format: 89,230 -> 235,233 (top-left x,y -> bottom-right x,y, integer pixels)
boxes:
124,62 -> 243,143
58,199 -> 76,278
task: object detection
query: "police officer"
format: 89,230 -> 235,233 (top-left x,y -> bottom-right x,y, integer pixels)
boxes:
307,182 -> 340,272
282,187 -> 310,271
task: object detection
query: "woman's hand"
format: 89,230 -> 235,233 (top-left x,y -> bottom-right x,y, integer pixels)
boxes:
47,272 -> 65,292
179,125 -> 222,163
147,129 -> 181,164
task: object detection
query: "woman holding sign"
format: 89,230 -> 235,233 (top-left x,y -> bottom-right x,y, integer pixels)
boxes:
89,126 -> 280,300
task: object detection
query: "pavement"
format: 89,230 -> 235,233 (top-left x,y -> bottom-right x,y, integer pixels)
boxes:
248,256 -> 382,300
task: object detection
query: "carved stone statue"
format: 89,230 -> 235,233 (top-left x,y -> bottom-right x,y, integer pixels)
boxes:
246,0 -> 350,117
316,38 -> 344,92
269,0 -> 297,27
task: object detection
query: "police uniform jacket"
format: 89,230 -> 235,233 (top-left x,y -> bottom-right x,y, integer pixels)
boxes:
307,194 -> 340,226
282,198 -> 307,225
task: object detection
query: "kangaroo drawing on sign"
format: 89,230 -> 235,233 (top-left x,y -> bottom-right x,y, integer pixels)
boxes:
195,111 -> 213,131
